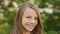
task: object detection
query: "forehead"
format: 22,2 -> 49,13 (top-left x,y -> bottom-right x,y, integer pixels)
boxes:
23,7 -> 38,16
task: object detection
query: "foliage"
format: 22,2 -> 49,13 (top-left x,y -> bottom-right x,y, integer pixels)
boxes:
0,0 -> 60,34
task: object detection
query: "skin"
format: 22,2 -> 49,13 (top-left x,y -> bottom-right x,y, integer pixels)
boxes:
22,7 -> 38,34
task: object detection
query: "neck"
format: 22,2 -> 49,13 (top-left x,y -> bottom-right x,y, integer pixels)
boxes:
23,31 -> 31,34
23,29 -> 31,34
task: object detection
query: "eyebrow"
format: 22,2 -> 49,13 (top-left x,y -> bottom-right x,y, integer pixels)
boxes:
26,14 -> 38,18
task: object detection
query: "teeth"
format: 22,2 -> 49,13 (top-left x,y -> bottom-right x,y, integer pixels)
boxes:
29,26 -> 33,27
29,25 -> 33,27
29,26 -> 34,28
27,24 -> 34,28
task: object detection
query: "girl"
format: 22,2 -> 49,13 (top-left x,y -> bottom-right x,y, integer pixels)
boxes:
10,2 -> 44,34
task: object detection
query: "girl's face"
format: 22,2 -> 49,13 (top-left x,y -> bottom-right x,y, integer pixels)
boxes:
22,7 -> 38,32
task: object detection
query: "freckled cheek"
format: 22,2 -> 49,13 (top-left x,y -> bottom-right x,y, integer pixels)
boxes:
23,18 -> 38,25
35,21 -> 38,25
35,20 -> 38,25
23,18 -> 31,24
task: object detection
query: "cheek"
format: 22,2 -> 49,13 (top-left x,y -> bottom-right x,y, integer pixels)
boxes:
35,20 -> 38,26
23,17 -> 31,23
22,17 -> 29,26
35,21 -> 38,26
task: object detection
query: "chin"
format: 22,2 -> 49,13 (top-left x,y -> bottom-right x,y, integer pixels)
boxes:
27,29 -> 34,32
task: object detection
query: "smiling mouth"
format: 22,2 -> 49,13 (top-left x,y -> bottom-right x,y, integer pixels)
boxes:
28,25 -> 34,29
26,24 -> 35,28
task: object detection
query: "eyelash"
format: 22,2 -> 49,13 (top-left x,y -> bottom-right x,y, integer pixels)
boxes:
26,17 -> 38,20
26,17 -> 31,18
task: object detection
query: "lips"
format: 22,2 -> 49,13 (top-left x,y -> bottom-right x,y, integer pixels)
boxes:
29,26 -> 34,28
27,24 -> 35,29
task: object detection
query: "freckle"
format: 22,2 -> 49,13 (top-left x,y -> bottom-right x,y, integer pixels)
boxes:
26,24 -> 28,25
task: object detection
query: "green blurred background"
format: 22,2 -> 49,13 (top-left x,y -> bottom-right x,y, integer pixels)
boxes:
0,0 -> 60,34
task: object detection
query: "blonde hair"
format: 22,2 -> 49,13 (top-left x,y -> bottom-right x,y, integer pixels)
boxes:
10,2 -> 44,34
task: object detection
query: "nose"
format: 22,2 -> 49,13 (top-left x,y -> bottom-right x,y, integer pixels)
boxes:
30,19 -> 35,25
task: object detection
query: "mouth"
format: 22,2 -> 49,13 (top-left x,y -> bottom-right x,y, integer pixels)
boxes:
26,23 -> 35,29
24,24 -> 36,31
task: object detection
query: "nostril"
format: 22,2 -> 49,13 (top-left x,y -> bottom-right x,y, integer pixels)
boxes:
30,22 -> 35,25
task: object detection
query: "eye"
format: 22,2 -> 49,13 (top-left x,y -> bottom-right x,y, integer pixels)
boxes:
35,17 -> 38,20
26,16 -> 31,18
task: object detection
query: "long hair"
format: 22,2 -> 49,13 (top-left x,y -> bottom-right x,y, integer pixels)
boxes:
10,2 -> 44,34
